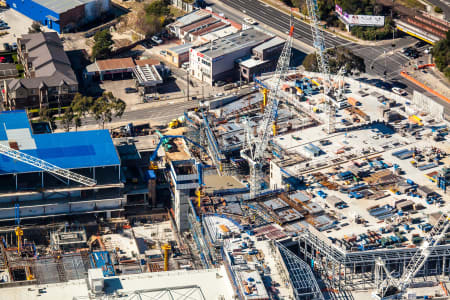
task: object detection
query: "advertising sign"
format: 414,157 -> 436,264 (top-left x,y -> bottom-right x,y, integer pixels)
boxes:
335,5 -> 385,27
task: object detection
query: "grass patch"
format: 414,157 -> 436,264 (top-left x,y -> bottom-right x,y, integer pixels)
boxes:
170,6 -> 185,18
395,0 -> 426,10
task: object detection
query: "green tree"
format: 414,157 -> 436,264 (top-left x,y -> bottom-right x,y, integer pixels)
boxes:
74,116 -> 82,132
431,30 -> 450,80
145,0 -> 171,16
71,93 -> 93,119
39,107 -> 57,131
91,92 -> 126,129
61,107 -> 74,132
91,29 -> 114,60
28,21 -> 42,33
434,6 -> 443,13
303,46 -> 365,74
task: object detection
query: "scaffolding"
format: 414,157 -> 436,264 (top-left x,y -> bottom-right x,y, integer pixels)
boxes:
297,225 -> 450,291
273,241 -> 324,300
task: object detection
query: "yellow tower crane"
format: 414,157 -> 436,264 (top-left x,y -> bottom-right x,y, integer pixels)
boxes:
161,244 -> 171,271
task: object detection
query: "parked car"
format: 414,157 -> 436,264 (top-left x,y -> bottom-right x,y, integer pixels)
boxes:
151,36 -> 163,45
392,87 -> 407,96
3,43 -> 9,51
214,80 -> 226,87
141,41 -> 152,49
244,17 -> 257,25
415,41 -> 427,48
181,62 -> 189,69
125,87 -> 138,93
159,50 -> 167,56
11,42 -> 17,51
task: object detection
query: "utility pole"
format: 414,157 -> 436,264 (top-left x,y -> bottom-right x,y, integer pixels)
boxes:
186,71 -> 190,101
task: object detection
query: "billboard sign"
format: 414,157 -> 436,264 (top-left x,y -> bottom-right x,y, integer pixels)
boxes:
348,14 -> 385,26
335,5 -> 385,27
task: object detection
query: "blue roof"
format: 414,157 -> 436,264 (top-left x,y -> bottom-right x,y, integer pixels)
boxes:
0,111 -> 120,175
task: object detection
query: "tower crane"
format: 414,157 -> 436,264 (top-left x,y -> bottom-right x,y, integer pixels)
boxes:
305,0 -> 335,134
241,12 -> 295,197
374,212 -> 450,299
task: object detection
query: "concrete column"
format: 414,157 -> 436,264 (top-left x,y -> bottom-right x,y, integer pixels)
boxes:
106,211 -> 111,219
15,174 -> 17,190
41,172 -> 44,188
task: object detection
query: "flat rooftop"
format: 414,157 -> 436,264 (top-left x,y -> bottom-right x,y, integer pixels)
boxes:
196,28 -> 271,59
0,111 -> 120,175
0,267 -> 235,300
33,0 -> 96,14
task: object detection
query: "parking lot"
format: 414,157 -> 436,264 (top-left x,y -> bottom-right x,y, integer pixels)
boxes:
100,79 -> 143,110
0,8 -> 51,46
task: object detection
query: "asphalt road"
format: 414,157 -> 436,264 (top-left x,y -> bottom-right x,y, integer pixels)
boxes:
213,0 -> 450,112
71,100 -> 199,129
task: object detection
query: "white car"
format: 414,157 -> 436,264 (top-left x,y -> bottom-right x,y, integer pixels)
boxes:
392,87 -> 407,96
244,17 -> 257,25
151,36 -> 163,45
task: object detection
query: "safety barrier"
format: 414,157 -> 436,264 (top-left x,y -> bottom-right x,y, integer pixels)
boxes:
400,71 -> 450,104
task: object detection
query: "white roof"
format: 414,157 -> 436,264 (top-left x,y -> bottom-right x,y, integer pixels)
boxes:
239,58 -> 267,68
0,267 -> 235,300
199,25 -> 239,42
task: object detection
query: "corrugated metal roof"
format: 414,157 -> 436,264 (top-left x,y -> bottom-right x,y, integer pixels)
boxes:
195,28 -> 271,59
253,36 -> 285,53
168,43 -> 193,55
34,0 -> 95,14
171,9 -> 210,27
0,111 -> 120,174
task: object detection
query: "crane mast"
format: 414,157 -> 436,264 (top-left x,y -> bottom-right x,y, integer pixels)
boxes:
242,14 -> 295,197
305,0 -> 335,134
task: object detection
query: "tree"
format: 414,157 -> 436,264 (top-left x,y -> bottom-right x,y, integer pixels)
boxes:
145,0 -> 171,17
28,21 -> 42,33
302,46 -> 365,74
91,29 -> 113,60
74,116 -> 82,132
91,92 -> 127,129
71,93 -> 93,118
431,30 -> 450,80
39,107 -> 57,131
61,107 -> 74,132
434,6 -> 443,13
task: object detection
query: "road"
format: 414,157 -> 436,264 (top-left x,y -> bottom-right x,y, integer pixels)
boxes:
212,0 -> 450,112
65,100 -> 199,130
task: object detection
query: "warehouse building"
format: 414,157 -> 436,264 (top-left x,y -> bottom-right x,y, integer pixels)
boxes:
6,0 -> 110,33
189,28 -> 272,85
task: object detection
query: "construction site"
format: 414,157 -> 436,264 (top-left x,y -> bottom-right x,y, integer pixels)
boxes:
0,3 -> 449,300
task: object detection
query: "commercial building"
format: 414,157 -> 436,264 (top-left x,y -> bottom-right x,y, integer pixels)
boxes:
0,110 -> 125,223
3,32 -> 78,110
189,28 -> 272,85
165,43 -> 192,67
6,0 -> 111,33
167,9 -> 241,44
239,36 -> 285,82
